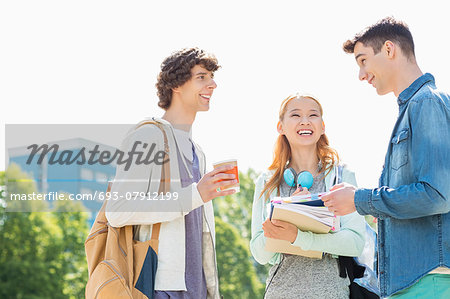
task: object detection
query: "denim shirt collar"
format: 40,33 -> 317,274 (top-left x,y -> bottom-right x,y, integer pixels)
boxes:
397,73 -> 434,106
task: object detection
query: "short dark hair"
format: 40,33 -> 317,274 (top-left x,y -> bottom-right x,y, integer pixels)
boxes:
343,17 -> 415,60
156,48 -> 220,110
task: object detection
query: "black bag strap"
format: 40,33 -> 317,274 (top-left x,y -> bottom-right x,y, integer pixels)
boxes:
334,164 -> 365,280
334,165 -> 381,299
333,164 -> 348,279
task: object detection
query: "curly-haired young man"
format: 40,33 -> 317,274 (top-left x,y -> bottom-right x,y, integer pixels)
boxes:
106,48 -> 236,299
322,17 -> 450,298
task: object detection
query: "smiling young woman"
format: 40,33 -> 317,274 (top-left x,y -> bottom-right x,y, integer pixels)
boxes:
260,94 -> 339,199
250,94 -> 366,299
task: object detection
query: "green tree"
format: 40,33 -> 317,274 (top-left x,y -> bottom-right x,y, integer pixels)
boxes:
52,199 -> 90,298
214,168 -> 259,240
0,165 -> 89,299
1,166 -> 63,298
215,217 -> 264,298
214,168 -> 270,297
2,163 -> 46,212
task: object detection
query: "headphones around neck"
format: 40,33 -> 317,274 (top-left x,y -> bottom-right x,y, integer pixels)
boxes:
283,168 -> 314,189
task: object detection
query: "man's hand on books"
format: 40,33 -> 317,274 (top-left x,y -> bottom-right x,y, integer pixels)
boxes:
262,219 -> 298,244
321,183 -> 357,216
197,165 -> 237,203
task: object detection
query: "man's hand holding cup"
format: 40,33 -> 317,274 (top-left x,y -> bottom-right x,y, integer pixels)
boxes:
197,160 -> 239,203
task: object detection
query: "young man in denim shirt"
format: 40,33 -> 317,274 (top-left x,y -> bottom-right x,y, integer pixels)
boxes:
322,17 -> 450,298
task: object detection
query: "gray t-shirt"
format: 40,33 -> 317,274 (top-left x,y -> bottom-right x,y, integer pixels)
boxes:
154,129 -> 207,299
264,170 -> 350,299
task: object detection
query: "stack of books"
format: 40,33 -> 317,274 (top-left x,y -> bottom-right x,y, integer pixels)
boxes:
265,194 -> 340,259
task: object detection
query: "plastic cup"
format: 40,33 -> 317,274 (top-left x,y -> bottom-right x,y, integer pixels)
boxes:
212,159 -> 240,193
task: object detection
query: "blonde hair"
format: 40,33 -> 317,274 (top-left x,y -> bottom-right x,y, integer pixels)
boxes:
260,94 -> 339,200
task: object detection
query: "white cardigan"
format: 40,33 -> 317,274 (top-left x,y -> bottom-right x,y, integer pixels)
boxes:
105,117 -> 219,298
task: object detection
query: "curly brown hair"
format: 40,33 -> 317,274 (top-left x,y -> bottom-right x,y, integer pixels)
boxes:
156,48 -> 220,110
343,16 -> 415,60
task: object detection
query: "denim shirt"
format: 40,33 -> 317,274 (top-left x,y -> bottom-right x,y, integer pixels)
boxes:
354,73 -> 450,297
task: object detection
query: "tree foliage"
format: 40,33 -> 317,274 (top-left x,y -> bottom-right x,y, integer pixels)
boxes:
0,165 -> 89,299
215,217 -> 264,298
1,165 -> 271,298
214,168 -> 259,240
214,168 -> 269,298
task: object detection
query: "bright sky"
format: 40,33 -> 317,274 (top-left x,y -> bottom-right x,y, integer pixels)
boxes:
1,1 -> 449,188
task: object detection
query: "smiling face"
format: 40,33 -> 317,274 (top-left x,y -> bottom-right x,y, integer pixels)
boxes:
354,41 -> 395,95
172,64 -> 217,112
278,97 -> 325,149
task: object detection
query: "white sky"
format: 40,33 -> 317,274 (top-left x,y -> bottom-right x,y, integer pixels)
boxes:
1,0 -> 449,188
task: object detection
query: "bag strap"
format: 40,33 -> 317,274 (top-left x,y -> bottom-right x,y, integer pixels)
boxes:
334,164 -> 348,278
136,120 -> 171,241
123,120 -> 170,287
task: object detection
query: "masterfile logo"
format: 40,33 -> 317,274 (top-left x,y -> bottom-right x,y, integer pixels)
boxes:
26,141 -> 168,171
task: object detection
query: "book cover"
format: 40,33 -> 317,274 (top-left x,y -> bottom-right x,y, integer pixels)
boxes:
265,203 -> 337,259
